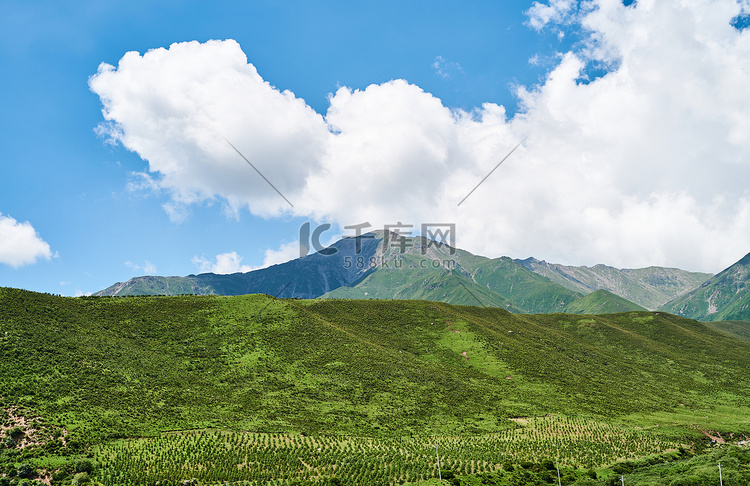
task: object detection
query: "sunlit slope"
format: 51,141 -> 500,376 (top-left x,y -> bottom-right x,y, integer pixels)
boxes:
2,287 -> 750,447
563,289 -> 647,314
471,257 -> 583,313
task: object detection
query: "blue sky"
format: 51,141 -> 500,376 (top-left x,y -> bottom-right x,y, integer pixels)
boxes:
2,0 -> 750,295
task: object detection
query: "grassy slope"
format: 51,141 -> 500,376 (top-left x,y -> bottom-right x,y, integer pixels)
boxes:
2,288 -> 750,444
471,257 -> 583,313
704,320 -> 750,343
320,250 -> 524,312
563,289 -> 647,314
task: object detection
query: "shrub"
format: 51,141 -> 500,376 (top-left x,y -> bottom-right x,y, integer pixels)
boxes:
571,479 -> 598,486
6,427 -> 23,438
668,476 -> 701,486
74,459 -> 93,474
16,464 -> 33,479
70,471 -> 90,485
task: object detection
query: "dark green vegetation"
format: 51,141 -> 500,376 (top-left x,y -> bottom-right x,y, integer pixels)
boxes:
2,287 -> 750,485
96,232 -> 717,317
661,252 -> 750,322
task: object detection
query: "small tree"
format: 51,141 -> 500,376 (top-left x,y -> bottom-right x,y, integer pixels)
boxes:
74,459 -> 94,474
16,463 -> 34,479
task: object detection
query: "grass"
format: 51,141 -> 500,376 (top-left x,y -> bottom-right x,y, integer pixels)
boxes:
704,320 -> 750,343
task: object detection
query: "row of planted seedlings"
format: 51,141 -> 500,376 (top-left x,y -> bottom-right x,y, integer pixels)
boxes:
92,416 -> 682,485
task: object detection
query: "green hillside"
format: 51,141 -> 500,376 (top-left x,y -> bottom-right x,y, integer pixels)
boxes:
323,270 -> 524,312
563,289 -> 647,314
319,234 -> 575,313
471,257 -> 583,313
661,252 -> 750,321
704,320 -> 750,343
3,287 -> 750,436
3,288 -> 750,485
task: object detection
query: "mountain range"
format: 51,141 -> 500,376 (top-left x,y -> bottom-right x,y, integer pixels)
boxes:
96,231 -> 750,321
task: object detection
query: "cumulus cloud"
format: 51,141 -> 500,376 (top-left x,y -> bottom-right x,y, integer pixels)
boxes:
90,39 -> 327,218
91,2 -> 750,272
525,0 -> 578,31
192,243 -> 301,275
192,252 -> 252,274
0,213 -> 53,268
261,241 -> 302,268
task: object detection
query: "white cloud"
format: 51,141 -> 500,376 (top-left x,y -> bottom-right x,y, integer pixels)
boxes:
125,260 -> 156,275
192,252 -> 252,274
0,213 -> 53,268
91,5 -> 750,273
89,39 -> 327,219
261,241 -> 301,268
525,0 -> 577,31
192,243 -> 300,275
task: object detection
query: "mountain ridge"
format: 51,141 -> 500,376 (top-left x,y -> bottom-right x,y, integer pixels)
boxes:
96,231 -> 723,317
660,251 -> 750,321
516,257 -> 711,310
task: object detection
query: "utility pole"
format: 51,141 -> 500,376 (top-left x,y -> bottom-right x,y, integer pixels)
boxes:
718,462 -> 723,486
556,460 -> 561,486
435,445 -> 442,482
621,475 -> 625,486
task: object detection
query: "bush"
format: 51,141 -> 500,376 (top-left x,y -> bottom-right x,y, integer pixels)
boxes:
612,462 -> 633,474
70,472 -> 90,485
74,460 -> 93,474
668,476 -> 702,486
51,468 -> 71,484
571,479 -> 598,486
16,464 -> 33,478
